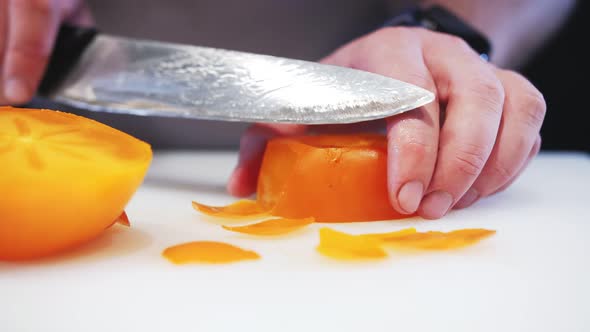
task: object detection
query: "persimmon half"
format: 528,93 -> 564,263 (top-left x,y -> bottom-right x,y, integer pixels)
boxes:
0,106 -> 152,260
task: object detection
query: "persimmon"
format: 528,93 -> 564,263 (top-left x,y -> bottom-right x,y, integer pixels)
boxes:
256,134 -> 407,222
193,133 -> 409,223
0,106 -> 152,260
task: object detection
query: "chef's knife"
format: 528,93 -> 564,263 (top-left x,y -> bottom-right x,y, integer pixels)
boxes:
38,25 -> 434,124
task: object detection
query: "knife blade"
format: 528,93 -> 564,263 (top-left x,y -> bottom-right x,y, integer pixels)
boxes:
38,25 -> 434,125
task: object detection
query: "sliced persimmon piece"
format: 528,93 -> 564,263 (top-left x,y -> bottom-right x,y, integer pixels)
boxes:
222,217 -> 314,235
257,134 -> 409,222
316,227 -> 387,260
383,228 -> 496,250
192,199 -> 270,220
162,241 -> 260,264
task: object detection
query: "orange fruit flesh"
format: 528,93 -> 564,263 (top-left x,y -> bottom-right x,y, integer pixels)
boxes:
316,228 -> 388,259
162,241 -> 260,264
192,134 -> 410,223
192,199 -> 270,220
257,134 -> 408,222
222,217 -> 315,235
317,227 -> 496,260
0,106 -> 152,261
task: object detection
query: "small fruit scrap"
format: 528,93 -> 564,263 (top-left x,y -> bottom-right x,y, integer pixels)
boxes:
317,227 -> 495,260
316,228 -> 388,260
222,217 -> 315,236
114,211 -> 131,227
162,241 -> 260,264
192,199 -> 270,220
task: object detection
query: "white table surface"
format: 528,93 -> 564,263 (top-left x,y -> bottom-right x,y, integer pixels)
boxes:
1,151 -> 589,332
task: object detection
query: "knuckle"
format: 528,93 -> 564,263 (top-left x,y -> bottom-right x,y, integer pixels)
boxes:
452,143 -> 489,177
360,27 -> 421,57
489,160 -> 514,184
466,77 -> 505,116
441,34 -> 472,51
406,71 -> 434,90
518,91 -> 547,129
374,26 -> 418,41
399,140 -> 435,163
500,70 -> 546,129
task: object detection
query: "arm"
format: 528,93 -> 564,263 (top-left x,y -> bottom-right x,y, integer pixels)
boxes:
415,0 -> 577,68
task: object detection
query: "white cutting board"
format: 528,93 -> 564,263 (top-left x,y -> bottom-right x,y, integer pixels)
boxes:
1,151 -> 589,332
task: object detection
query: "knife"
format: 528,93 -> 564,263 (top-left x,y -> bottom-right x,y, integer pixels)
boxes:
38,25 -> 434,125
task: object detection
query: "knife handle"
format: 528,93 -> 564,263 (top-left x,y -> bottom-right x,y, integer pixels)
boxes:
38,24 -> 98,96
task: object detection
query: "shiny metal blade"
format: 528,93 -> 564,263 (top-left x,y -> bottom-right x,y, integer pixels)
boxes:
45,35 -> 434,124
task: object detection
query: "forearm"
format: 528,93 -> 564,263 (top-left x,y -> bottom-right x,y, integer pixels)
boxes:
414,0 -> 576,68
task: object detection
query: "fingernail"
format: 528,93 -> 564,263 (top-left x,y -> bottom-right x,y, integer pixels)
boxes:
4,79 -> 30,104
454,188 -> 480,209
397,180 -> 423,214
419,191 -> 453,219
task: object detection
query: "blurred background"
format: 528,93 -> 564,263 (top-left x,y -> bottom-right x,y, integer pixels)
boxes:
521,1 -> 588,152
34,0 -> 588,152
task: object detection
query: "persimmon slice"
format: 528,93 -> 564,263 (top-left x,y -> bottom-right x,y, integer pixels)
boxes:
162,241 -> 260,264
382,229 -> 496,250
316,228 -> 387,259
192,199 -> 270,220
0,107 -> 152,261
222,217 -> 314,235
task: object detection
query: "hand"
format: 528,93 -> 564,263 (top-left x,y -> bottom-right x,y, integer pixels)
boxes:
0,0 -> 92,105
227,27 -> 546,219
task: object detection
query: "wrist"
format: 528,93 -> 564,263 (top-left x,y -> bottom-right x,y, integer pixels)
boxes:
383,5 -> 492,61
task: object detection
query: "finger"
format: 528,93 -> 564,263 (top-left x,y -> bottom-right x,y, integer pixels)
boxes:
320,28 -> 441,215
227,123 -> 306,197
62,0 -> 94,26
3,0 -> 60,104
418,32 -> 504,219
352,28 -> 440,215
454,70 -> 546,209
490,134 -> 541,196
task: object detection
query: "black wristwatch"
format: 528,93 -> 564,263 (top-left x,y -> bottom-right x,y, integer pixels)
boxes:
383,5 -> 492,61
